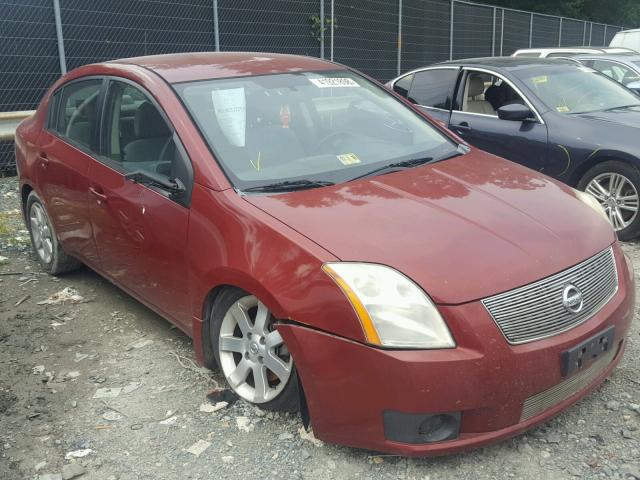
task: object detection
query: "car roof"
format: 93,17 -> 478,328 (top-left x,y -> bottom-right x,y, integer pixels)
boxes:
572,53 -> 640,62
436,56 -> 576,70
111,52 -> 343,83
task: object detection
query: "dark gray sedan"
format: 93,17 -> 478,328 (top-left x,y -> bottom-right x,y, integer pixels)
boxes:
387,57 -> 640,239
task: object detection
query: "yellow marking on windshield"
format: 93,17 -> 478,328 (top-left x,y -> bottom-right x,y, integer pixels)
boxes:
250,151 -> 262,171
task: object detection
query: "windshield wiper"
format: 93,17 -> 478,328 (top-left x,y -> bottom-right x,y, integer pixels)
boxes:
241,179 -> 335,193
601,104 -> 640,112
348,157 -> 434,183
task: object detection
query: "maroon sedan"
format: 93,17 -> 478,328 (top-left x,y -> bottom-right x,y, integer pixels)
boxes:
15,52 -> 634,456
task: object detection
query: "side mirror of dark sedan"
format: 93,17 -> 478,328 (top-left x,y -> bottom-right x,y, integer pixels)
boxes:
626,81 -> 640,96
497,103 -> 534,122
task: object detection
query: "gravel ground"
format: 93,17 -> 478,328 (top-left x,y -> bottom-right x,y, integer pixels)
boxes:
0,175 -> 639,480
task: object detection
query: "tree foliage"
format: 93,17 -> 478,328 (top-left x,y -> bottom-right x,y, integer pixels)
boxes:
485,0 -> 640,27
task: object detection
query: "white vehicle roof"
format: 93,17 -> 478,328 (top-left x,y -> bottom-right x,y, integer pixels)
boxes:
513,47 -> 634,57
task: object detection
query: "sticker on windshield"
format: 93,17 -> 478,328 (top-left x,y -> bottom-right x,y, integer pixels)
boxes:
556,106 -> 570,113
337,153 -> 361,165
211,88 -> 246,147
532,75 -> 548,84
310,78 -> 360,88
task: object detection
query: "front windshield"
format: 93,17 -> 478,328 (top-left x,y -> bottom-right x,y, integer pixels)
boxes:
175,70 -> 459,190
514,64 -> 640,114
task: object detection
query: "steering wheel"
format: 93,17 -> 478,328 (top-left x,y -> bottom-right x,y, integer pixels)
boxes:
316,131 -> 352,152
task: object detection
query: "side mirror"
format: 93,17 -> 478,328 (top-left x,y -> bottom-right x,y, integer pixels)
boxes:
626,80 -> 640,95
497,103 -> 534,121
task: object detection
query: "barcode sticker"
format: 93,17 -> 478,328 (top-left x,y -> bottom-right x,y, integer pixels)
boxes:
309,78 -> 360,88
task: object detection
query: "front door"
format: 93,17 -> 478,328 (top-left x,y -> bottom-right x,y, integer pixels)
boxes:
87,79 -> 193,328
448,69 -> 549,172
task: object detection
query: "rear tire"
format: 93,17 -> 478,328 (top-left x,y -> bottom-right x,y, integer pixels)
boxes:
210,287 -> 299,412
25,192 -> 82,275
578,160 -> 640,241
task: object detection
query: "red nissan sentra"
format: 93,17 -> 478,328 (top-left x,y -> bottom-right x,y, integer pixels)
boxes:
15,52 -> 635,456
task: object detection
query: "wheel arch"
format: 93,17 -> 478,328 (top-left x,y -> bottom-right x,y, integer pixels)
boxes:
196,270 -> 289,369
570,150 -> 640,187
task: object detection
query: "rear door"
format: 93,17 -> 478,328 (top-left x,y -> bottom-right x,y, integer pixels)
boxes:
37,78 -> 104,265
87,78 -> 194,328
391,67 -> 460,124
448,68 -> 548,172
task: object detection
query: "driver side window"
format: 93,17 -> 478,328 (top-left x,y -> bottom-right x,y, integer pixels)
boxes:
458,71 -> 526,117
102,81 -> 177,177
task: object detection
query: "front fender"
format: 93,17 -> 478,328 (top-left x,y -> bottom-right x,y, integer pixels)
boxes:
187,185 -> 368,364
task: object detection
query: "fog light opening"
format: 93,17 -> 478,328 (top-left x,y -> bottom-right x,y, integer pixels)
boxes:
383,410 -> 461,444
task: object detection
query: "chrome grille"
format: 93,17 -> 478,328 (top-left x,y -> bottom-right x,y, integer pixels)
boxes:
482,247 -> 618,344
520,345 -> 618,421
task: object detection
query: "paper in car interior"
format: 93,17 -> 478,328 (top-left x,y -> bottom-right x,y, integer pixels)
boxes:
211,88 -> 246,147
337,153 -> 361,165
309,78 -> 360,88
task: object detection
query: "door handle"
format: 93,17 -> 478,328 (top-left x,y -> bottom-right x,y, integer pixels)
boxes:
452,122 -> 472,132
38,152 -> 49,168
88,186 -> 108,204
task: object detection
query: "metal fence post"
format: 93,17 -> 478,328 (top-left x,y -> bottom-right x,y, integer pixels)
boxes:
397,0 -> 402,76
212,0 -> 220,51
52,0 -> 67,74
449,0 -> 454,60
583,21 -> 587,46
330,0 -> 334,62
491,7 -> 496,56
320,0 -> 324,59
589,22 -> 593,45
528,13 -> 533,48
603,25 -> 607,45
500,9 -> 504,56
558,17 -> 563,47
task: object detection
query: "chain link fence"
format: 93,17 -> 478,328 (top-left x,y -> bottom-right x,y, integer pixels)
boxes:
0,0 -> 628,173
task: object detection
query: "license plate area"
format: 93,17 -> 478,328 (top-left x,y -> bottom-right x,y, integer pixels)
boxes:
561,326 -> 615,377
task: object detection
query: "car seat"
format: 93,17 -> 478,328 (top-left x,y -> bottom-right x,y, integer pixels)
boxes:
463,76 -> 496,115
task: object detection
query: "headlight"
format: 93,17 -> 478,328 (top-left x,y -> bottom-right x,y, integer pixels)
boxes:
322,263 -> 455,349
575,188 -> 608,221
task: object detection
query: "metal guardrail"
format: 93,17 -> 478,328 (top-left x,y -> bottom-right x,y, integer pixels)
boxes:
0,111 -> 34,142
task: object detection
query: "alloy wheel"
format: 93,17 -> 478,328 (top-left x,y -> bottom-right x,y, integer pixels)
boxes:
218,295 -> 293,404
585,172 -> 639,231
29,203 -> 53,264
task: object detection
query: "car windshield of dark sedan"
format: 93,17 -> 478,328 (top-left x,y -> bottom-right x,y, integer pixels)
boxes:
175,71 -> 460,191
515,65 -> 640,115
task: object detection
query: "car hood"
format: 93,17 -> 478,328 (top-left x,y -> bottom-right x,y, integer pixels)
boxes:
245,152 -> 615,304
574,105 -> 640,127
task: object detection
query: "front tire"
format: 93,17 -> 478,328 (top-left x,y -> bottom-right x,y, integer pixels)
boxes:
25,192 -> 81,275
210,287 -> 299,412
578,161 -> 640,241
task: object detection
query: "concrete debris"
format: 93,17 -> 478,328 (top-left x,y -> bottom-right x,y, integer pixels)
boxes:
221,455 -> 234,464
32,365 -> 45,375
159,415 -> 178,425
298,426 -> 324,447
34,461 -> 47,471
130,339 -> 153,349
64,449 -> 93,459
199,401 -> 228,413
102,411 -> 123,422
93,387 -> 122,399
186,440 -> 211,457
37,287 -> 84,305
61,463 -> 86,479
39,474 -> 62,480
122,382 -> 142,394
236,416 -> 253,432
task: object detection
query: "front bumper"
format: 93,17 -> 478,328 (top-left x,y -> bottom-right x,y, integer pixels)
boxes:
278,247 -> 635,456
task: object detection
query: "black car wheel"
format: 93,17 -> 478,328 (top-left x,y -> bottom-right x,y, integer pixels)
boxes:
578,160 -> 640,240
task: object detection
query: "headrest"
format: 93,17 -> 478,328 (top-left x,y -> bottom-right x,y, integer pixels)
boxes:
134,101 -> 171,138
467,76 -> 485,98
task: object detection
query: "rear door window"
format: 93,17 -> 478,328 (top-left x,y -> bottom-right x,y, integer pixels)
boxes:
408,69 -> 458,110
54,79 -> 102,151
